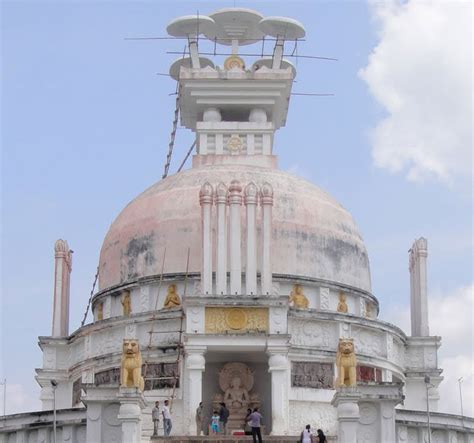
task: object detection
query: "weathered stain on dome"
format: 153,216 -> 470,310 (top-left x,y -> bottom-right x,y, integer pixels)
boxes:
99,164 -> 372,292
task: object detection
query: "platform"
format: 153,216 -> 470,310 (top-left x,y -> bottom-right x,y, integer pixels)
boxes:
150,436 -> 336,443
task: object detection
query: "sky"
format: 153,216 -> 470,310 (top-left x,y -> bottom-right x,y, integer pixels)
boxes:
1,0 -> 472,418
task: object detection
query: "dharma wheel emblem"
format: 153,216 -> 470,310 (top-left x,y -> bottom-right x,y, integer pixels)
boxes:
225,308 -> 248,330
227,134 -> 242,154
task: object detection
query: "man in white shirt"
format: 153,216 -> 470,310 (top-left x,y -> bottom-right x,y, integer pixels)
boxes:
152,401 -> 160,436
162,399 -> 172,436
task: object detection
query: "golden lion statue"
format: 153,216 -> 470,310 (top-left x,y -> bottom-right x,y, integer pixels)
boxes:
336,338 -> 357,387
120,339 -> 144,391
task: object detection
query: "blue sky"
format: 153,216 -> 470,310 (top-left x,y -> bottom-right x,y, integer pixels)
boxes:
1,0 -> 472,415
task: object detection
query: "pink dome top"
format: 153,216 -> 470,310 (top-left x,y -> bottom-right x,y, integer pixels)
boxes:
99,163 -> 371,292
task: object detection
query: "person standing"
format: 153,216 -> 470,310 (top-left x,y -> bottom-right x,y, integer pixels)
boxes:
195,401 -> 204,436
316,429 -> 327,443
218,402 -> 229,435
151,401 -> 160,436
299,424 -> 313,443
162,399 -> 172,436
248,407 -> 263,443
211,410 -> 220,435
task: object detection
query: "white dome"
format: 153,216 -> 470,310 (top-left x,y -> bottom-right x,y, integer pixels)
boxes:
99,163 -> 371,292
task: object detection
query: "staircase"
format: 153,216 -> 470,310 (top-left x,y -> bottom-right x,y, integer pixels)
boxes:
150,436 -> 336,443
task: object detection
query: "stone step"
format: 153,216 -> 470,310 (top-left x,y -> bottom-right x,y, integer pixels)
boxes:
150,436 -> 336,443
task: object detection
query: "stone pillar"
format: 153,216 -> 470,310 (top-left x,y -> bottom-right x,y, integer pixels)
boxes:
244,182 -> 258,295
409,238 -> 429,336
85,403 -> 103,443
199,182 -> 214,295
215,183 -> 228,295
379,400 -> 397,442
260,182 -> 273,295
184,350 -> 206,435
52,239 -> 73,337
331,389 -> 361,443
117,387 -> 147,443
268,352 -> 289,435
228,180 -> 243,295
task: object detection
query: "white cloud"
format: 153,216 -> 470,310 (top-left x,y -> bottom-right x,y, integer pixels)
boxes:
387,284 -> 474,417
360,0 -> 472,184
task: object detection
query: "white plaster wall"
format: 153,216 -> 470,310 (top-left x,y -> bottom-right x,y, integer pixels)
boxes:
288,401 -> 337,436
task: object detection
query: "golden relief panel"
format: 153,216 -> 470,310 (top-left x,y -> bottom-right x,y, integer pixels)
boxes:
205,307 -> 269,334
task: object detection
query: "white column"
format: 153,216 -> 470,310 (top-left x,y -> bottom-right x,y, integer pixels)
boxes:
260,182 -> 273,295
52,239 -> 73,337
199,183 -> 214,295
380,401 -> 397,442
117,387 -> 147,443
409,238 -> 429,336
272,37 -> 285,69
268,353 -> 289,435
331,390 -> 361,443
215,183 -> 228,295
228,180 -> 243,295
245,182 -> 258,295
85,403 -> 103,443
184,350 -> 206,435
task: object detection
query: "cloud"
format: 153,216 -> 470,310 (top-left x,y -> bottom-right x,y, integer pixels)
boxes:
360,0 -> 472,184
387,284 -> 474,417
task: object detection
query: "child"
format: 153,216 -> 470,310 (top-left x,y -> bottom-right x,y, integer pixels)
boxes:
211,411 -> 220,434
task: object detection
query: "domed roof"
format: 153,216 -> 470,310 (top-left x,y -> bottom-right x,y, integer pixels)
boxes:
99,164 -> 371,293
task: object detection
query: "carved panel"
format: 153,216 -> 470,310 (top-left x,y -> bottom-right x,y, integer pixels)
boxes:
140,286 -> 150,312
95,367 -> 120,386
291,362 -> 333,389
43,347 -> 56,369
407,428 -> 419,443
289,319 -> 337,348
352,326 -> 385,357
72,377 -> 82,406
405,347 -> 424,369
205,307 -> 268,333
143,363 -> 179,390
320,287 -> 329,310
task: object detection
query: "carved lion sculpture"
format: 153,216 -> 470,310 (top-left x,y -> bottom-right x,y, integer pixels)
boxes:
336,338 -> 357,387
121,339 -> 144,391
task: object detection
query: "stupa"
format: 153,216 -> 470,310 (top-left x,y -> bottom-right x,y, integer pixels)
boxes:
1,7 -> 473,443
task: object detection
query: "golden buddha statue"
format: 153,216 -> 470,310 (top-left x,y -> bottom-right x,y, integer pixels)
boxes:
121,291 -> 131,316
337,292 -> 348,313
289,284 -> 309,309
163,284 -> 181,309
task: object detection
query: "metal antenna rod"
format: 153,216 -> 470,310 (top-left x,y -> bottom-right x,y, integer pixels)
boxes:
177,141 -> 197,173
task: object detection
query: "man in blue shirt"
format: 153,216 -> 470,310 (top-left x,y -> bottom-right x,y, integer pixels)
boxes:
248,407 -> 263,443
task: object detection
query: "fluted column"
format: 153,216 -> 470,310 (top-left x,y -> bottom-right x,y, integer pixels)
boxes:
199,183 -> 214,295
215,183 -> 228,295
228,180 -> 243,295
260,182 -> 273,295
52,239 -> 73,337
245,182 -> 258,295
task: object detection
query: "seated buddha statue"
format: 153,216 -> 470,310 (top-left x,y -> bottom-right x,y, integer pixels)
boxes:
224,377 -> 249,409
289,284 -> 309,309
163,284 -> 181,309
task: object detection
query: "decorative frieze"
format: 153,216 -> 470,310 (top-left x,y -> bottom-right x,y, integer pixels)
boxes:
205,307 -> 269,334
352,326 -> 385,357
320,287 -> 330,310
291,362 -> 333,389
